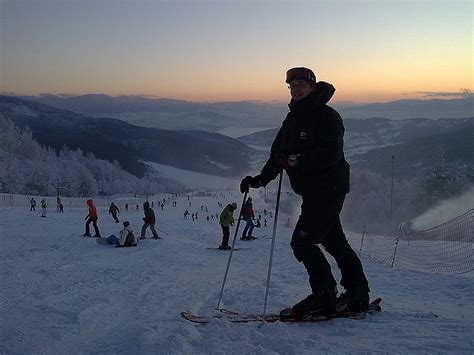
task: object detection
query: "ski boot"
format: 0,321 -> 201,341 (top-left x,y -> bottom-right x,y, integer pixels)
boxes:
337,286 -> 370,312
280,288 -> 337,319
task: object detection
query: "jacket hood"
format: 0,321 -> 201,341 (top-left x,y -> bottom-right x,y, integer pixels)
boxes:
289,81 -> 335,110
86,199 -> 94,207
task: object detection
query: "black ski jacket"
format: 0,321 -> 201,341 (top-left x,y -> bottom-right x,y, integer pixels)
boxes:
143,207 -> 156,224
255,82 -> 350,196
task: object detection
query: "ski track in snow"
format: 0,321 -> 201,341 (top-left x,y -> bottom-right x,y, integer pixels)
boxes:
1,192 -> 473,353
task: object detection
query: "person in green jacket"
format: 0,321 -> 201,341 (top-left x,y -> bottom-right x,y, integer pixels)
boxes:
218,203 -> 237,250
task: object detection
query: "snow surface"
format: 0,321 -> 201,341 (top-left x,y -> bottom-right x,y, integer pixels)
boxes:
1,191 -> 473,353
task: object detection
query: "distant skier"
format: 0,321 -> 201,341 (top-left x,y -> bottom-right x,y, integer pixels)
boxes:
30,198 -> 36,211
107,221 -> 137,247
108,202 -> 120,223
83,199 -> 101,238
140,201 -> 159,239
40,198 -> 47,217
56,196 -> 62,212
184,210 -> 189,219
125,203 -> 129,212
218,203 -> 237,250
241,197 -> 256,240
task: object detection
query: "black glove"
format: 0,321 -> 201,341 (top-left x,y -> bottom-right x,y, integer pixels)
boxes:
240,176 -> 261,193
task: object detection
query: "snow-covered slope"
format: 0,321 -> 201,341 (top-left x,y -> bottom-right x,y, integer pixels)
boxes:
1,191 -> 472,353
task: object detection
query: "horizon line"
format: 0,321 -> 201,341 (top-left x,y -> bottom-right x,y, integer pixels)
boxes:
1,91 -> 472,106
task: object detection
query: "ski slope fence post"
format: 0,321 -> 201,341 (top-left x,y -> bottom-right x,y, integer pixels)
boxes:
359,222 -> 367,257
391,235 -> 400,268
261,170 -> 284,326
216,191 -> 248,310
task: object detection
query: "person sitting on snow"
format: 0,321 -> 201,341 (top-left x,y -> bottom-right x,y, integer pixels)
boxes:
107,221 -> 137,247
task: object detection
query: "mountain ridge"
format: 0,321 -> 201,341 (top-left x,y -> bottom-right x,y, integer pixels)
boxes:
0,95 -> 255,178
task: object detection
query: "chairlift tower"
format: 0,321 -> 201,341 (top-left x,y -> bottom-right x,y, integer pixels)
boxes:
52,178 -> 70,197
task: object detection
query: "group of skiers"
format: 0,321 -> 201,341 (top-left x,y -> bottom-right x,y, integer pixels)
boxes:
82,199 -> 161,247
30,197 -> 47,217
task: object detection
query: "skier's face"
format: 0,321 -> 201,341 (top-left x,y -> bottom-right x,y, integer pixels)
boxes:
288,79 -> 313,101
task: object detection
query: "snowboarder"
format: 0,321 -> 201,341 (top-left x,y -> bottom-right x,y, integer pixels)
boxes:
40,198 -> 47,217
241,197 -> 256,240
218,203 -> 237,250
108,202 -> 120,223
140,201 -> 159,239
30,197 -> 36,211
83,199 -> 101,238
240,67 -> 370,318
107,221 -> 137,247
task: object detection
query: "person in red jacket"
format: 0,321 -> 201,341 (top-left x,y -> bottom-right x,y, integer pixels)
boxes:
83,199 -> 101,238
241,197 -> 256,240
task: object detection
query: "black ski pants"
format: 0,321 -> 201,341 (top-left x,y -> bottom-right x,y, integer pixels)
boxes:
290,193 -> 369,293
221,224 -> 230,247
111,212 -> 119,223
85,217 -> 100,236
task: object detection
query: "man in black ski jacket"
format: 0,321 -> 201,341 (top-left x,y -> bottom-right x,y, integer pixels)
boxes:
140,201 -> 159,239
240,67 -> 370,318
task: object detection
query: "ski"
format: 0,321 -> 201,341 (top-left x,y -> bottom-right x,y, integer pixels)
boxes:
181,298 -> 382,324
206,247 -> 251,251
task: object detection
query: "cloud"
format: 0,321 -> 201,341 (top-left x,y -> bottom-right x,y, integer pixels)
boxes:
416,89 -> 472,98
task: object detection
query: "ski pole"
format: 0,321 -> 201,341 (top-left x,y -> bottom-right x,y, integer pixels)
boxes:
260,170 -> 283,326
157,227 -> 169,235
216,191 -> 247,310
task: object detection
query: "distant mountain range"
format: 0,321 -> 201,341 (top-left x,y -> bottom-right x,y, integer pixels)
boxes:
0,96 -> 255,178
17,94 -> 473,133
351,126 -> 474,179
2,94 -> 472,185
239,116 -> 474,179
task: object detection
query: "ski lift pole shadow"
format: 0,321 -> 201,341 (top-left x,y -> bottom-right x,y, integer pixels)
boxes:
216,191 -> 248,310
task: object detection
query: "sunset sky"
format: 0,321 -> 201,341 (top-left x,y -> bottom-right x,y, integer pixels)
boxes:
1,0 -> 472,103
